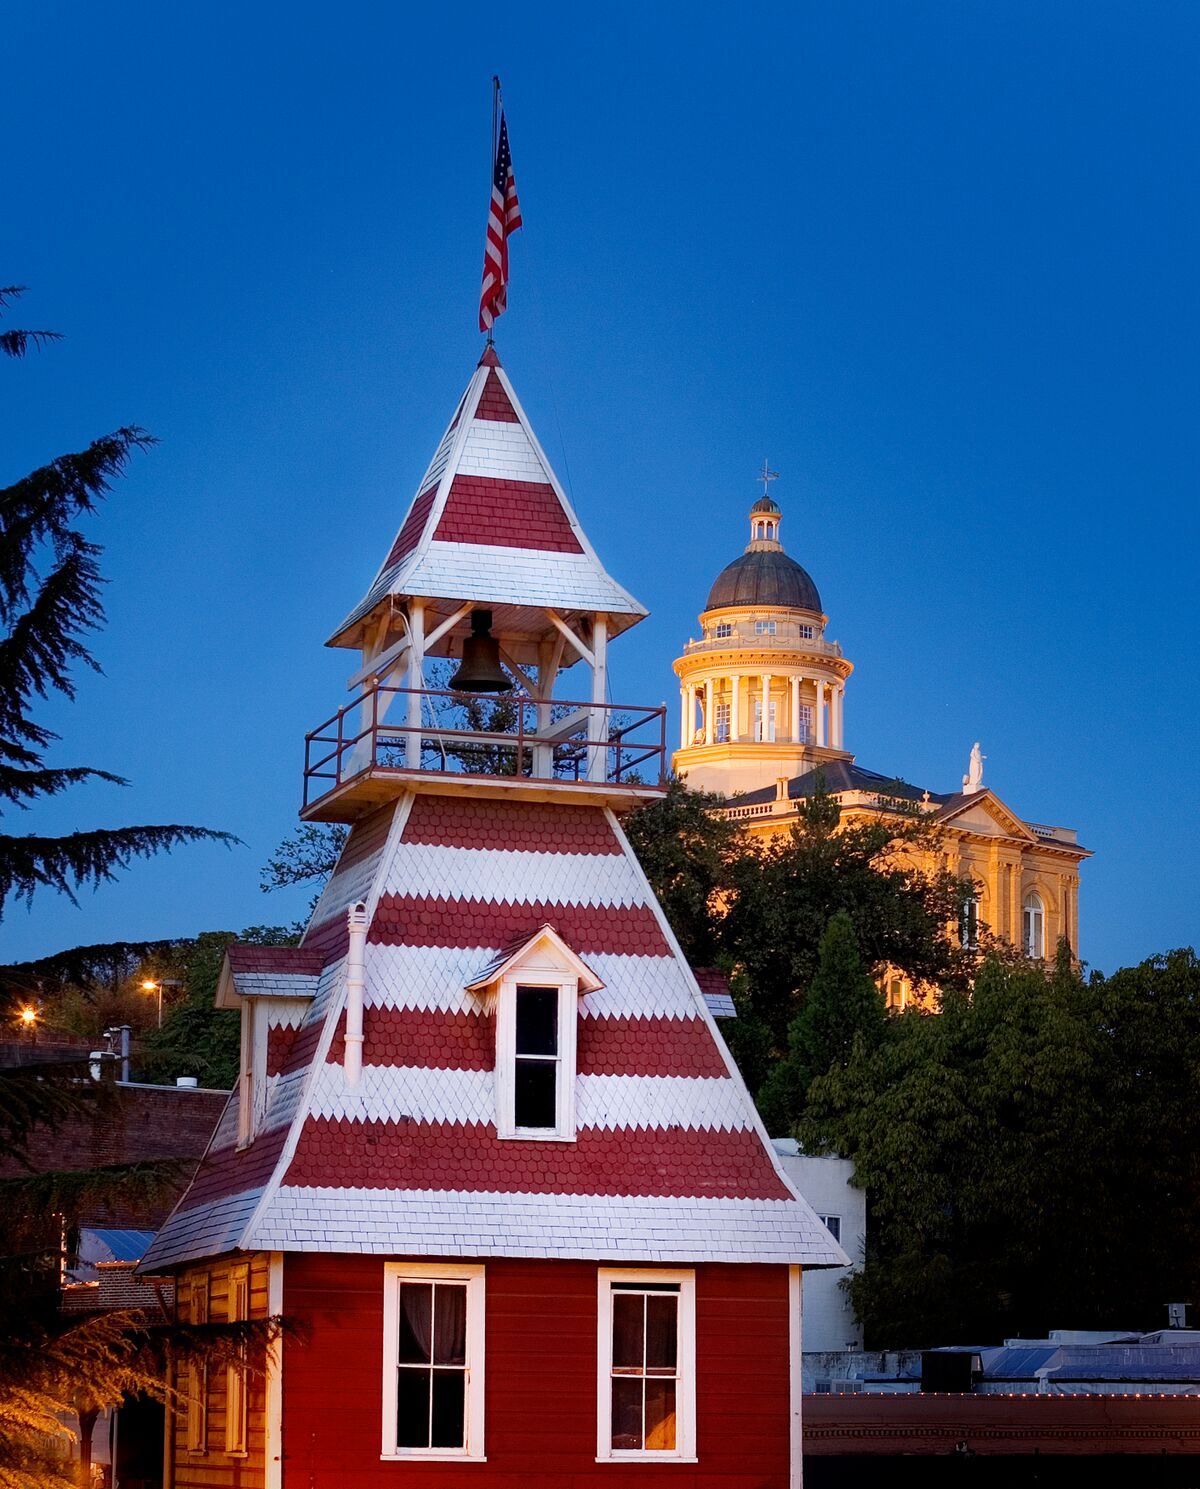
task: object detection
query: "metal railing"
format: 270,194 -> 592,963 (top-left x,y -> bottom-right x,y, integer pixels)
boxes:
303,683 -> 668,809
681,634 -> 843,658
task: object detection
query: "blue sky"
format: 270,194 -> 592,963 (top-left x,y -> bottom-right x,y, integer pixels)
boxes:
5,1 -> 1197,972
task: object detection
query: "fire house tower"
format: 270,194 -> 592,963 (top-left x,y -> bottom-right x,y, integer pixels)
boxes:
143,346 -> 843,1488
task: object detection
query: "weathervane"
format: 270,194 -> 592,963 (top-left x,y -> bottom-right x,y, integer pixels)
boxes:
758,459 -> 779,500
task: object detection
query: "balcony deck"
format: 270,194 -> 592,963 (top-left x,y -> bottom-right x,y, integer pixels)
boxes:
301,684 -> 668,822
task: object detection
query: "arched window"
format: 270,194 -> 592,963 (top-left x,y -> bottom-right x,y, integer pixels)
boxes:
1022,892 -> 1045,959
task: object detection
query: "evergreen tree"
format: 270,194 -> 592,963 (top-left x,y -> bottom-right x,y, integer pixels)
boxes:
758,910 -> 888,1134
0,286 -> 234,923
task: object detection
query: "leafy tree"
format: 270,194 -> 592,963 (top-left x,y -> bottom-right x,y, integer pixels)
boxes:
622,776 -> 745,965
260,823 -> 347,897
800,945 -> 1200,1347
137,925 -> 300,1089
757,911 -> 888,1134
720,782 -> 976,1051
0,286 -> 235,922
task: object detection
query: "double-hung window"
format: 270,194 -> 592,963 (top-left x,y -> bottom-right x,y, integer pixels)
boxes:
382,1264 -> 485,1461
597,1270 -> 696,1462
715,702 -> 731,742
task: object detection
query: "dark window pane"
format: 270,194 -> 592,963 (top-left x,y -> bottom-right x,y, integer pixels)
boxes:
611,1376 -> 643,1450
645,1294 -> 677,1372
515,1059 -> 557,1128
396,1368 -> 430,1448
430,1371 -> 466,1448
645,1379 -> 677,1450
433,1283 -> 467,1366
397,1283 -> 432,1364
515,987 -> 558,1056
612,1292 -> 644,1370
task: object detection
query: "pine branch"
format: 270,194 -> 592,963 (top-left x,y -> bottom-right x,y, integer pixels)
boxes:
0,825 -> 241,917
0,429 -> 154,619
0,543 -> 103,743
0,763 -> 125,810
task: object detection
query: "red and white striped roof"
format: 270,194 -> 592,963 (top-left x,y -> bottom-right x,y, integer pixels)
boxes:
329,347 -> 647,649
142,791 -> 846,1272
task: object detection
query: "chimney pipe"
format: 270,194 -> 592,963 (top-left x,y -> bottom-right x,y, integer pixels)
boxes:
344,902 -> 369,1086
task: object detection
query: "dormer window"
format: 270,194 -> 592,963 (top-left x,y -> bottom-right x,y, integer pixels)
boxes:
465,925 -> 604,1143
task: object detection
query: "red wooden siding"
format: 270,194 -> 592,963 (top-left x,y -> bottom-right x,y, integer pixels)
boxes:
281,1255 -> 791,1488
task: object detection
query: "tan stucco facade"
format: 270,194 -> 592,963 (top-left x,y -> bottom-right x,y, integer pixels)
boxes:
673,498 -> 1090,1001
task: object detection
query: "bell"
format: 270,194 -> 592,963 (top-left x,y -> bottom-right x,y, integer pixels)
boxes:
448,609 -> 513,693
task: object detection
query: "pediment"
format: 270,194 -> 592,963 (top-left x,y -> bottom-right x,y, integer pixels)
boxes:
464,923 -> 605,995
937,790 -> 1038,843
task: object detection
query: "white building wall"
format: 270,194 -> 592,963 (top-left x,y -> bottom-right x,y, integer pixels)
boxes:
773,1142 -> 865,1358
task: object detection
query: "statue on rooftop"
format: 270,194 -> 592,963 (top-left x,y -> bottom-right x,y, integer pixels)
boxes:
963,741 -> 985,795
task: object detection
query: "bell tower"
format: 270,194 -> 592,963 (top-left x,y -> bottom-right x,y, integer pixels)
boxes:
305,343 -> 664,817
672,483 -> 853,797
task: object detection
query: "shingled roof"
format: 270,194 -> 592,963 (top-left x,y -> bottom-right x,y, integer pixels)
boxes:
328,347 -> 646,649
141,795 -> 846,1274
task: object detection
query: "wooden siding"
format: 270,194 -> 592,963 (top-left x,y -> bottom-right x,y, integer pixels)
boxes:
170,1254 -> 271,1489
282,1254 -> 792,1488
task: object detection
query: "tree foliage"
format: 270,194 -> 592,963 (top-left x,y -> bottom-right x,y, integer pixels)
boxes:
799,945 -> 1200,1347
621,776 -> 744,965
757,910 -> 888,1135
0,286 -> 236,921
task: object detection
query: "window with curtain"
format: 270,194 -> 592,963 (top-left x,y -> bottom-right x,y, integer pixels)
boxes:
1023,892 -> 1045,959
715,702 -> 730,742
383,1265 -> 485,1460
598,1270 -> 696,1460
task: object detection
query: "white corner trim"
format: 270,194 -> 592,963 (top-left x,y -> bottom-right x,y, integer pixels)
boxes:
789,1265 -> 803,1489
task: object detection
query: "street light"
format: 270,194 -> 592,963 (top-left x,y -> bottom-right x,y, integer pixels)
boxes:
140,978 -> 180,1028
19,1006 -> 37,1028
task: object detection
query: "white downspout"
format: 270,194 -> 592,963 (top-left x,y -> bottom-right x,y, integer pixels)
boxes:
344,902 -> 369,1086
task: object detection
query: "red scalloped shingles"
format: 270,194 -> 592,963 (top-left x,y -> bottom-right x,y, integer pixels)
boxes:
434,475 -> 582,552
369,896 -> 669,956
327,1007 -> 496,1070
284,1119 -> 789,1200
401,796 -> 621,854
578,1016 -> 729,1079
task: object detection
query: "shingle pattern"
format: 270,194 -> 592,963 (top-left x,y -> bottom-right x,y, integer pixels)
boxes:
475,368 -> 519,421
285,1118 -> 785,1199
402,796 -> 621,853
369,894 -> 670,955
254,1186 -> 847,1265
331,353 -> 646,644
383,486 -> 437,568
434,476 -> 584,553
140,791 -> 848,1271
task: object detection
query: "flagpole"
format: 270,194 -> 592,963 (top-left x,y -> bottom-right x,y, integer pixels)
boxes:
487,77 -> 500,347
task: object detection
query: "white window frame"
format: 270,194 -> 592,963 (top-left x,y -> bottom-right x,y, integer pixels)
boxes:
714,701 -> 731,742
495,974 -> 578,1142
798,623 -> 815,640
817,1214 -> 842,1244
596,1268 -> 696,1464
381,1263 -> 486,1463
754,619 -> 777,636
712,622 -> 732,639
1023,893 -> 1045,959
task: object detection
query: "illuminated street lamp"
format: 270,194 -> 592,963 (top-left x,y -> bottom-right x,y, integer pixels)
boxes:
140,978 -> 180,1028
19,1006 -> 37,1028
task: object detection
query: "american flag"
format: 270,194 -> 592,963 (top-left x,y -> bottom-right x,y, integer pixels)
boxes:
479,110 -> 522,332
